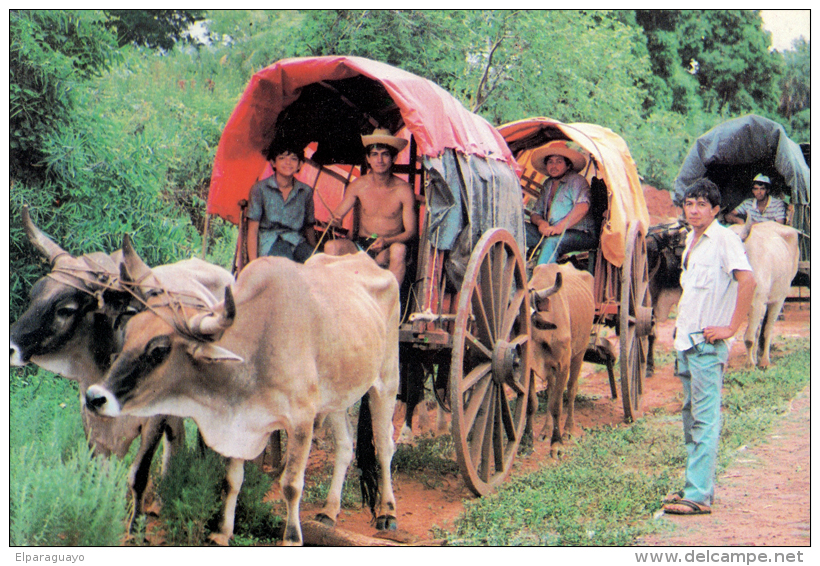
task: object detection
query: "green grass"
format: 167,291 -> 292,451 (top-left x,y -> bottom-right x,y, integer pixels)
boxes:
10,370 -> 130,546
447,337 -> 809,546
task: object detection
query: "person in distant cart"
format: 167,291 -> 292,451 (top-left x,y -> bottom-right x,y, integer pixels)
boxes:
247,141 -> 317,263
528,140 -> 597,265
325,128 -> 417,285
663,178 -> 755,516
725,174 -> 787,225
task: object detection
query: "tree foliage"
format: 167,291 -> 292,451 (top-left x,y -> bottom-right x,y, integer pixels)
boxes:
9,10 -> 118,185
777,38 -> 810,141
634,10 -> 781,115
103,9 -> 206,49
9,8 -> 809,319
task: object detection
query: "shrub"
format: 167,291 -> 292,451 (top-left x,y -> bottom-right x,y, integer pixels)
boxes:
10,372 -> 130,546
156,446 -> 280,545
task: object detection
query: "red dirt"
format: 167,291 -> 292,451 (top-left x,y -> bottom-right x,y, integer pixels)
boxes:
644,184 -> 682,224
292,302 -> 810,546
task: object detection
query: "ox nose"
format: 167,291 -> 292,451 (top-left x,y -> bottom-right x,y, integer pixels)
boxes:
10,342 -> 27,367
85,385 -> 119,416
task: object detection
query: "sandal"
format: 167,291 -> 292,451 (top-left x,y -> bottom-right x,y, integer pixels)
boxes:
663,490 -> 684,504
663,499 -> 711,515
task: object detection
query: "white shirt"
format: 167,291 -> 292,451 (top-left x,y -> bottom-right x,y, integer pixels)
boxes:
674,220 -> 753,351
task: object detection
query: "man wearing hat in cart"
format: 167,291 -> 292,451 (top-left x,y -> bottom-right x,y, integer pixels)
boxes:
724,173 -> 787,225
529,140 -> 598,265
325,128 -> 417,284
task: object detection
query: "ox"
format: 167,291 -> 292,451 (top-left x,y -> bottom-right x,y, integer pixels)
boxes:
645,219 -> 688,376
85,249 -> 400,546
9,208 -> 233,530
527,263 -> 595,456
729,220 -> 799,368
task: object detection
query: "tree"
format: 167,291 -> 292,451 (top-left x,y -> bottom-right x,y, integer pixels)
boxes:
635,10 -> 781,115
777,38 -> 810,121
104,10 -> 206,49
10,10 -> 117,185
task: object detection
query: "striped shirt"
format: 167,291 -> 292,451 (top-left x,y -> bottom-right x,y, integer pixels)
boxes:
731,196 -> 786,224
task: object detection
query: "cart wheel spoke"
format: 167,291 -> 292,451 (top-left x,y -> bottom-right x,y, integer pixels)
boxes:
462,364 -> 493,429
465,329 -> 493,360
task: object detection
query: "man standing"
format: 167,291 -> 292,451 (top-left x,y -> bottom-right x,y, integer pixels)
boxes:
663,178 -> 755,516
529,141 -> 597,265
325,128 -> 417,284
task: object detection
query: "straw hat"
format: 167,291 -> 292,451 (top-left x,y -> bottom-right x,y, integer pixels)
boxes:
531,140 -> 586,174
361,128 -> 408,152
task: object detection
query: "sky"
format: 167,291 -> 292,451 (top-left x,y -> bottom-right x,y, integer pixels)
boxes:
760,9 -> 810,51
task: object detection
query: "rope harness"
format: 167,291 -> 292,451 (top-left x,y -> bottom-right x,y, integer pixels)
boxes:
47,254 -> 220,343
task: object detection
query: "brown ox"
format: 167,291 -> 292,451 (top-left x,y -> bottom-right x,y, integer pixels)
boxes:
528,263 -> 594,456
9,209 -> 233,530
86,250 -> 400,546
729,220 -> 799,368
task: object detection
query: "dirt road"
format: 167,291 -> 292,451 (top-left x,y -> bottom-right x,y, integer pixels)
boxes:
298,302 -> 810,546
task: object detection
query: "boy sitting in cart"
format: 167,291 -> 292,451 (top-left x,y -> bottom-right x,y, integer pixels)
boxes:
325,128 -> 417,285
246,141 -> 318,263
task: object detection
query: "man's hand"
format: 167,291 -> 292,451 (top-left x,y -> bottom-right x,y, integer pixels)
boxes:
368,236 -> 386,252
538,222 -> 560,237
702,325 -> 735,343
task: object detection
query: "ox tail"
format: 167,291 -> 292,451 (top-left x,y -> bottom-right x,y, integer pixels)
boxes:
356,392 -> 379,518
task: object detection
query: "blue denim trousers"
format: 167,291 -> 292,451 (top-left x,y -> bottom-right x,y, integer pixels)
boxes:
675,339 -> 729,505
536,229 -> 597,265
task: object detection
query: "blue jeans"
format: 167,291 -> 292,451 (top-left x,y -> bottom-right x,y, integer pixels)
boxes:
675,340 -> 729,505
536,229 -> 597,265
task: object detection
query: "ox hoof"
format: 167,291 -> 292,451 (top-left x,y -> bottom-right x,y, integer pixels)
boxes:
314,513 -> 336,527
208,533 -> 231,546
376,515 -> 398,531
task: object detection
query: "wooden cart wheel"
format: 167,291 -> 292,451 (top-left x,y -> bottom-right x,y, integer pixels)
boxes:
619,222 -> 653,422
450,228 -> 531,496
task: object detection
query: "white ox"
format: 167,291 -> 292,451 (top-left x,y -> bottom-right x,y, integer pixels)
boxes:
86,249 -> 400,546
527,263 -> 595,457
10,209 -> 232,530
729,220 -> 800,368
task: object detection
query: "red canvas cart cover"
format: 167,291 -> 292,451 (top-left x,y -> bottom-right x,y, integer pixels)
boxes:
498,118 -> 650,268
207,56 -> 518,225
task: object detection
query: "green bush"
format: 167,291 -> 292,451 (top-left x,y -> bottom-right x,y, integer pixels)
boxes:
156,446 -> 226,545
156,446 -> 280,545
10,372 -> 130,546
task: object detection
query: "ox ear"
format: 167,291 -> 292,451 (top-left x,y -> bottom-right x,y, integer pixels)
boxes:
186,342 -> 244,364
22,205 -> 70,265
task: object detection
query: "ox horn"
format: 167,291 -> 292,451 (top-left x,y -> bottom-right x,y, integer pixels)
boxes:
121,234 -> 154,283
532,271 -> 563,304
21,205 -> 69,265
189,285 -> 237,339
738,214 -> 753,242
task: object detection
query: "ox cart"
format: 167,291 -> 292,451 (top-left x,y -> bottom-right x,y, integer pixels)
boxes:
497,118 -> 653,424
673,114 -> 810,287
205,56 -> 531,496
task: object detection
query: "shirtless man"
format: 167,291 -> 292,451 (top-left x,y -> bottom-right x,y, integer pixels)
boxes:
324,128 -> 417,284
